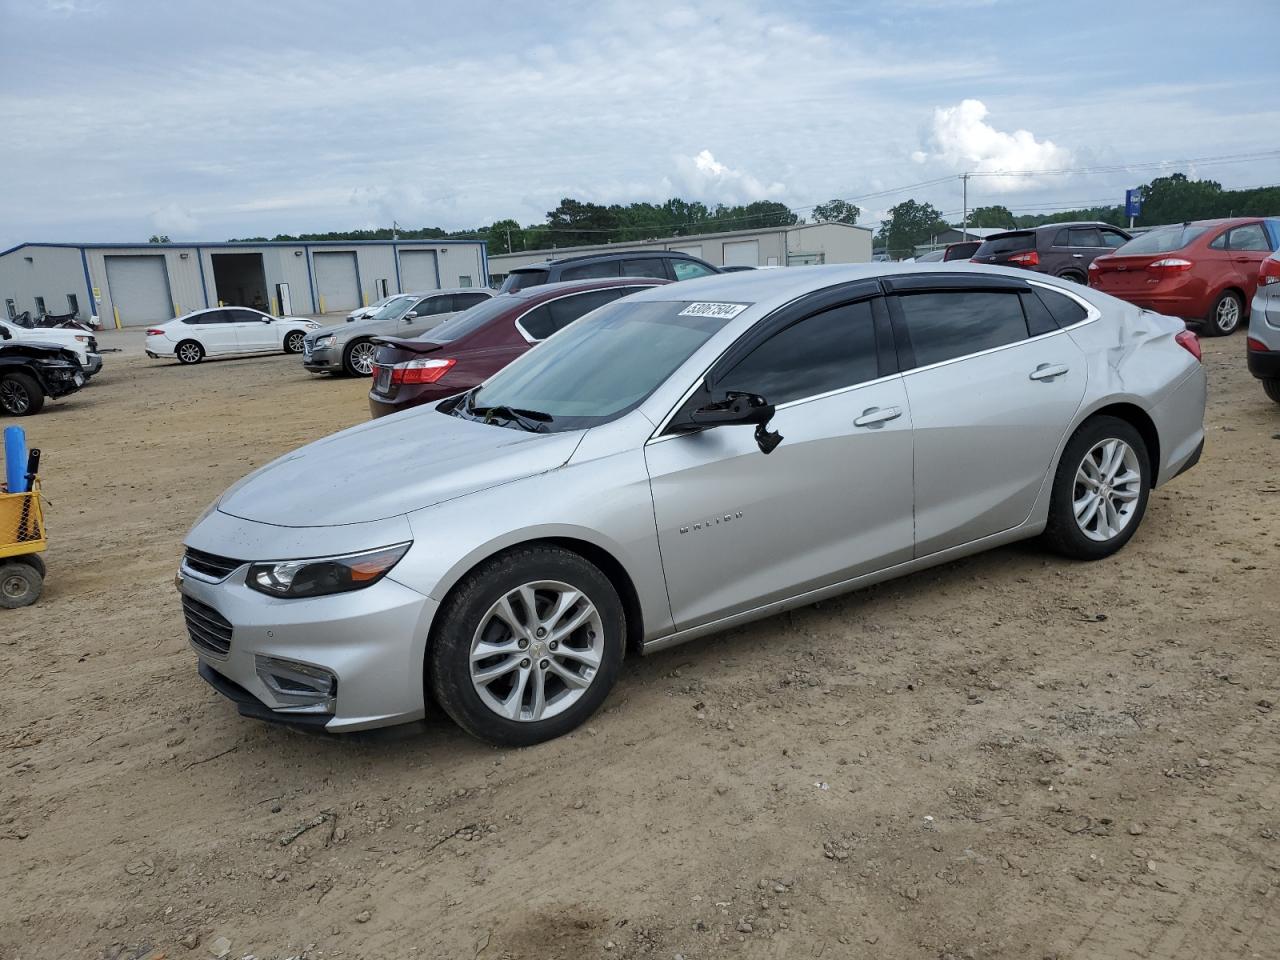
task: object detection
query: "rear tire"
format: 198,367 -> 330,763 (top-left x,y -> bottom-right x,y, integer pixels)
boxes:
1043,416 -> 1150,561
343,339 -> 377,377
1264,379 -> 1280,405
176,340 -> 205,364
429,545 -> 625,746
0,561 -> 43,608
1060,270 -> 1086,284
1204,290 -> 1243,336
0,372 -> 44,416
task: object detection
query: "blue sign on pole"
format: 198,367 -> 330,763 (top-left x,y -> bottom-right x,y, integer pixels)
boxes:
1125,189 -> 1142,218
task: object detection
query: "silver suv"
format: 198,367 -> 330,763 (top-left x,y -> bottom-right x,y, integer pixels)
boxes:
1247,250 -> 1280,404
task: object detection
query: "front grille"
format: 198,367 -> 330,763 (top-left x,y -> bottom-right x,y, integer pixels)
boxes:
183,547 -> 244,581
183,595 -> 232,657
87,336 -> 98,353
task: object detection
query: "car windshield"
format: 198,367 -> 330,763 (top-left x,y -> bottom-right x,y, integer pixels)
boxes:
1113,225 -> 1211,255
974,232 -> 1035,256
499,269 -> 549,294
420,296 -> 518,343
369,296 -> 415,320
456,299 -> 734,432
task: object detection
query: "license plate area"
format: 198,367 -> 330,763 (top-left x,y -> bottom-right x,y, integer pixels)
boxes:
373,365 -> 392,394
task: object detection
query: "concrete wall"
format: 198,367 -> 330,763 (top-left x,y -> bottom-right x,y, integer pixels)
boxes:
785,223 -> 873,266
0,245 -> 92,319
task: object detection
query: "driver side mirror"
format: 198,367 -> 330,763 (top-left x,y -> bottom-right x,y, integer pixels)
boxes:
261,317 -> 273,323
404,312 -> 419,320
0,325 -> 10,340
673,391 -> 783,454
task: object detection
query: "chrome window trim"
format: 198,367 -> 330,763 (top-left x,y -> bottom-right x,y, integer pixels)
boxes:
512,284 -> 662,344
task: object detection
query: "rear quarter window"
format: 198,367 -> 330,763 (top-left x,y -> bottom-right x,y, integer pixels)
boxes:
1034,288 -> 1089,328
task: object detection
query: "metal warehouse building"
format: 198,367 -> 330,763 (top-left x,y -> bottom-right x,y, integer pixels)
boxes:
0,239 -> 489,328
487,221 -> 872,286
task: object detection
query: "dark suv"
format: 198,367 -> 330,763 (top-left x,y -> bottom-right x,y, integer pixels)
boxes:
0,332 -> 86,416
971,222 -> 1131,283
497,250 -> 719,293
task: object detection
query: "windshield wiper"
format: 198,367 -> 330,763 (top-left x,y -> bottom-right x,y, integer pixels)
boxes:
473,403 -> 553,433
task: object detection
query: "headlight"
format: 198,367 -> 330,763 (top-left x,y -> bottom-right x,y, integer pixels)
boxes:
246,543 -> 411,599
314,334 -> 336,348
305,322 -> 321,330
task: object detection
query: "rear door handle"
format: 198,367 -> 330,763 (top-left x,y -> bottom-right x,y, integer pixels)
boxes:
1029,363 -> 1070,381
854,405 -> 902,428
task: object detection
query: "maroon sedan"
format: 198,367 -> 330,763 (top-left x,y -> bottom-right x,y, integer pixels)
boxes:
368,277 -> 669,418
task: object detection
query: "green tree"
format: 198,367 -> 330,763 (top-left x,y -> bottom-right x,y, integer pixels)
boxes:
148,234 -> 170,243
811,199 -> 861,225
966,205 -> 1015,229
876,200 -> 948,258
485,219 -> 524,255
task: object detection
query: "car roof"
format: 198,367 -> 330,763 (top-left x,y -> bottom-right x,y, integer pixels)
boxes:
512,250 -> 706,271
505,276 -> 671,302
402,287 -> 491,296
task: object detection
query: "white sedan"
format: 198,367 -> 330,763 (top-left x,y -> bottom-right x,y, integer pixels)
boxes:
145,308 -> 321,365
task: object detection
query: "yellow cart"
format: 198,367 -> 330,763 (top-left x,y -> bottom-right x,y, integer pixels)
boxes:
0,479 -> 46,608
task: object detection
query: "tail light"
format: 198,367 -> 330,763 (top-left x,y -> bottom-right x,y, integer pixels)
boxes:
1259,257 -> 1280,286
1147,258 -> 1193,276
1009,250 -> 1039,267
145,328 -> 166,336
1248,337 -> 1268,353
390,357 -> 455,385
1175,330 -> 1202,362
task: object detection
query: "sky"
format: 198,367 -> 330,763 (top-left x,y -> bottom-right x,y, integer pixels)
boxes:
1,0 -> 1278,249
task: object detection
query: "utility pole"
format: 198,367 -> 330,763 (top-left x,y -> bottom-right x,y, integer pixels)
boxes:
506,225 -> 512,254
392,220 -> 399,241
961,173 -> 970,240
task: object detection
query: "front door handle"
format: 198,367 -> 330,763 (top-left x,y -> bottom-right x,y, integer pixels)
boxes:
1072,253 -> 1084,258
1029,363 -> 1070,381
854,405 -> 902,428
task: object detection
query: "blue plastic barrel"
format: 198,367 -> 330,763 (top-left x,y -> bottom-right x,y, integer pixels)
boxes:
4,425 -> 27,493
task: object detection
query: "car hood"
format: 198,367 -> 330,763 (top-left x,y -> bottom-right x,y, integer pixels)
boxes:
0,341 -> 80,363
217,407 -> 585,527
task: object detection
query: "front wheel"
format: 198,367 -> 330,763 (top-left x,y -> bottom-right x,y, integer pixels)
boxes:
1204,290 -> 1243,336
284,330 -> 306,354
1043,416 -> 1150,560
343,339 -> 377,377
429,546 -> 625,746
0,372 -> 45,416
0,561 -> 43,608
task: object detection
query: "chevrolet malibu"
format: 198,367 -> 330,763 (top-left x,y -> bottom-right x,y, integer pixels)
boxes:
179,265 -> 1207,746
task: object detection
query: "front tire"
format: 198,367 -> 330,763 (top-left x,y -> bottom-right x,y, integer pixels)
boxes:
1043,416 -> 1150,560
0,561 -> 43,608
0,372 -> 44,416
1204,290 -> 1243,336
284,330 -> 306,354
1263,379 -> 1280,405
429,545 -> 625,746
343,339 -> 377,377
176,340 -> 205,364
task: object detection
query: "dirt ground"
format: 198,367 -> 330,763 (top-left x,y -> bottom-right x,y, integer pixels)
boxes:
2,332 -> 1277,960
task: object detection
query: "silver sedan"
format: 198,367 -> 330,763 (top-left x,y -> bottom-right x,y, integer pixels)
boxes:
180,264 -> 1206,745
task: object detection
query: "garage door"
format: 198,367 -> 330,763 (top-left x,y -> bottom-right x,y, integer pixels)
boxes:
723,240 -> 760,268
398,250 -> 439,292
104,255 -> 174,326
313,251 -> 360,312
669,244 -> 703,258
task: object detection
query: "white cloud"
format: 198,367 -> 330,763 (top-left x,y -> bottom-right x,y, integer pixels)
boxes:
919,99 -> 1072,191
665,150 -> 788,206
151,203 -> 197,235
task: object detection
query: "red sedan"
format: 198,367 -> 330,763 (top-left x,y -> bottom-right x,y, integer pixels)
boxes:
1088,217 -> 1280,336
368,276 -> 669,418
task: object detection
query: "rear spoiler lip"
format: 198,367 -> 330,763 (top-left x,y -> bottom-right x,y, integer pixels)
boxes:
368,336 -> 444,355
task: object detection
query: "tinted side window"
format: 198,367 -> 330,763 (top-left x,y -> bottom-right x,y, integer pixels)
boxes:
560,260 -> 621,281
454,293 -> 490,310
1053,229 -> 1071,247
620,259 -> 668,280
673,260 -> 716,281
1068,227 -> 1103,247
1208,232 -> 1227,250
226,308 -> 262,322
547,288 -> 626,332
1035,288 -> 1089,328
717,300 -> 879,405
896,291 -> 1029,367
1020,292 -> 1058,337
517,304 -> 555,340
1227,224 -> 1269,251
420,296 -> 454,316
501,269 -> 549,293
1101,230 -> 1128,248
186,310 -> 227,324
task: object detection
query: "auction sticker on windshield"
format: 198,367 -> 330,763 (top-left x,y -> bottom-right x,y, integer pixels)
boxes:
679,302 -> 749,319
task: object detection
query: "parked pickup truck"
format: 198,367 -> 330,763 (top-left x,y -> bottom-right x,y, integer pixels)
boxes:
0,335 -> 87,415
0,318 -> 102,378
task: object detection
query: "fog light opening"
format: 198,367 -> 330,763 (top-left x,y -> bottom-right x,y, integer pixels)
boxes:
255,655 -> 337,713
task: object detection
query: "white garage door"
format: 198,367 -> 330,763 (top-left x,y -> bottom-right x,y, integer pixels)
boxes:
399,250 -> 439,292
313,251 -> 360,312
104,255 -> 174,327
722,240 -> 760,268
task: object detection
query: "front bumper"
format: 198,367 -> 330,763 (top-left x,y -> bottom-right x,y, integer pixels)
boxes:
83,353 -> 103,376
1247,347 -> 1280,381
181,564 -> 438,732
302,342 -> 342,372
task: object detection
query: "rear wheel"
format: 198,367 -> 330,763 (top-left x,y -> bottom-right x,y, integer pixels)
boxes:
0,372 -> 44,416
284,330 -> 306,354
176,340 -> 205,364
0,561 -> 42,608
1060,270 -> 1086,284
429,545 -> 625,746
343,339 -> 377,377
1263,379 -> 1280,405
1043,416 -> 1150,560
1204,290 -> 1243,336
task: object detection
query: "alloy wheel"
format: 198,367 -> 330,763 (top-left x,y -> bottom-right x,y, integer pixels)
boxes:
349,341 -> 377,375
0,380 -> 31,414
178,343 -> 202,363
286,331 -> 305,353
1073,438 -> 1142,542
469,580 -> 604,722
1215,295 -> 1240,333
